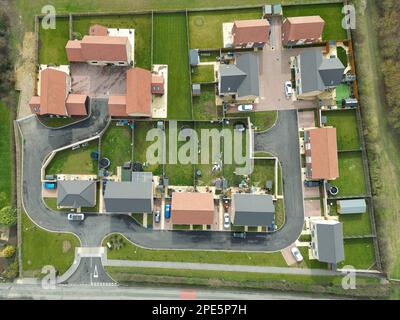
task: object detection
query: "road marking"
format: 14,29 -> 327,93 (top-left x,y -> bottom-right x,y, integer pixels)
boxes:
93,265 -> 99,279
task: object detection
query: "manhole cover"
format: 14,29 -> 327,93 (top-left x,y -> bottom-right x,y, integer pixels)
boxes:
194,16 -> 204,27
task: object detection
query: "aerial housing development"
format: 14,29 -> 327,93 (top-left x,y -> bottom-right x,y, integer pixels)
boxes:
1,0 -> 393,301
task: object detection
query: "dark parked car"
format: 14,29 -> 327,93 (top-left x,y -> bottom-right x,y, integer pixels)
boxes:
304,180 -> 321,188
232,232 -> 247,239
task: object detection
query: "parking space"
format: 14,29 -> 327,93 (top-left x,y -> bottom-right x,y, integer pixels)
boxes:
281,243 -> 298,266
298,111 -> 316,129
303,186 -> 320,199
304,199 -> 322,217
256,17 -> 317,111
70,63 -> 128,98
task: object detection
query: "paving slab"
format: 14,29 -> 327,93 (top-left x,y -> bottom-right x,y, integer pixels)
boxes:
304,199 -> 322,217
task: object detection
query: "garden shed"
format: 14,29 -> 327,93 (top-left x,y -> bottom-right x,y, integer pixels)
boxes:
337,199 -> 367,214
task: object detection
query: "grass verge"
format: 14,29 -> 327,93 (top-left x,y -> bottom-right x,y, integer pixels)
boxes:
0,101 -> 12,206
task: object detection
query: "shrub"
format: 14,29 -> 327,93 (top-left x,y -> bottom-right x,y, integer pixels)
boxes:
0,207 -> 16,226
1,245 -> 15,258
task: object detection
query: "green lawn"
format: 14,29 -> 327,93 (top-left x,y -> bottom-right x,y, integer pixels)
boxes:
322,110 -> 360,150
337,46 -> 348,67
188,8 -> 262,49
275,199 -> 285,229
131,213 -> 144,225
39,17 -> 69,65
193,84 -> 217,120
338,239 -> 376,270
283,3 -> 347,41
195,121 -> 223,186
227,111 -> 277,132
45,140 -> 99,175
21,212 -> 80,276
328,200 -> 372,237
101,123 -> 132,175
153,13 -> 192,120
133,121 -> 163,175
329,151 -> 367,197
103,234 -> 287,266
250,159 -> 275,191
191,65 -> 215,83
165,121 -> 195,186
335,83 -> 351,104
0,102 -> 12,207
73,14 -> 152,69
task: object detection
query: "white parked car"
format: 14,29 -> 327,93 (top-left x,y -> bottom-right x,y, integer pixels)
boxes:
284,81 -> 293,98
237,104 -> 254,112
223,213 -> 230,229
291,246 -> 303,262
67,213 -> 85,221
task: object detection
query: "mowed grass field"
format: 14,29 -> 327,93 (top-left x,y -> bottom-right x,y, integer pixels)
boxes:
283,3 -> 347,41
188,8 -> 262,49
0,102 -> 12,206
322,110 -> 361,150
330,151 -> 367,197
21,212 -> 80,276
73,14 -> 152,69
153,13 -> 192,120
39,17 -> 69,65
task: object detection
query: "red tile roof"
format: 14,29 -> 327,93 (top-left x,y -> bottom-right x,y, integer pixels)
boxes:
126,68 -> 152,117
66,36 -> 130,63
66,94 -> 88,116
232,19 -> 270,45
282,16 -> 325,45
89,24 -> 108,36
38,68 -> 68,116
108,95 -> 127,117
171,192 -> 215,225
306,127 -> 339,180
151,74 -> 164,95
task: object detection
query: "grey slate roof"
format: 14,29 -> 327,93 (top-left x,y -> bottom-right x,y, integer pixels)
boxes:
236,53 -> 260,98
57,180 -> 96,208
338,199 -> 367,214
315,222 -> 344,263
233,193 -> 275,227
299,49 -> 345,94
219,64 -> 247,94
219,53 -> 260,97
189,49 -> 199,66
104,173 -> 153,213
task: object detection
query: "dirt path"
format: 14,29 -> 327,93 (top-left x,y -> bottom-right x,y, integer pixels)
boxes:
15,32 -> 36,119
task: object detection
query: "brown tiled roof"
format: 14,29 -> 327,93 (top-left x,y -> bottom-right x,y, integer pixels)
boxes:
66,40 -> 85,62
81,36 -> 129,62
126,68 -> 151,117
307,127 -> 339,180
66,36 -> 129,63
89,24 -> 108,36
232,19 -> 270,45
108,95 -> 127,117
39,68 -> 68,116
151,74 -> 164,95
66,94 -> 88,116
172,192 -> 215,225
282,16 -> 325,44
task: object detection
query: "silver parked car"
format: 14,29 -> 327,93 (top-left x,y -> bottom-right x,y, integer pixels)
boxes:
67,213 -> 85,221
291,246 -> 304,262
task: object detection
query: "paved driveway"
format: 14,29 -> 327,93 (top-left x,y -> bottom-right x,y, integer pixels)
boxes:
256,17 -> 317,111
70,63 -> 127,98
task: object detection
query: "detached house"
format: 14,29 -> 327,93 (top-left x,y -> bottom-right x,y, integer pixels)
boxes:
171,192 -> 215,227
57,181 -> 96,209
232,194 -> 276,229
310,220 -> 344,265
232,19 -> 270,48
304,127 -> 339,181
282,16 -> 325,46
218,52 -> 260,101
294,48 -> 345,99
29,68 -> 88,117
66,24 -> 133,66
